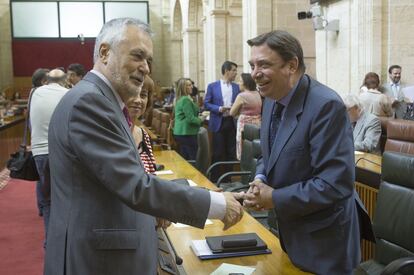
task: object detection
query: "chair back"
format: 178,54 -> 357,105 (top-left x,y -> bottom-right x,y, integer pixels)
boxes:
195,127 -> 210,175
384,119 -> 414,155
160,112 -> 171,140
152,109 -> 162,135
373,152 -> 414,269
240,124 -> 260,184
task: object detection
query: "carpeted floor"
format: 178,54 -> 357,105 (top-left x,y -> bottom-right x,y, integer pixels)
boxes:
0,170 -> 44,275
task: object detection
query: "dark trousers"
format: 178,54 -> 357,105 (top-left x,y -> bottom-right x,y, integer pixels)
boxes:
211,117 -> 237,181
174,135 -> 198,160
34,154 -> 51,248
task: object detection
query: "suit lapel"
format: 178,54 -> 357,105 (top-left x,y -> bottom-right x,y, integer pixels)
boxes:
215,81 -> 224,106
267,75 -> 309,172
83,72 -> 138,153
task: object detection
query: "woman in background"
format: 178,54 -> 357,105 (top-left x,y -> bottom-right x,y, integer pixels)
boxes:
126,75 -> 157,174
173,78 -> 206,160
230,73 -> 262,160
359,72 -> 393,117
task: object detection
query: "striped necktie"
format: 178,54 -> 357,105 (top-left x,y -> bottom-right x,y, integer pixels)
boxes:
269,101 -> 284,149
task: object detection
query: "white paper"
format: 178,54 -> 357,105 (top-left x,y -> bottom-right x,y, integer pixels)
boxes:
211,263 -> 256,275
187,179 -> 197,186
355,151 -> 364,155
174,219 -> 212,228
402,85 -> 414,102
154,170 -> 174,175
190,240 -> 213,256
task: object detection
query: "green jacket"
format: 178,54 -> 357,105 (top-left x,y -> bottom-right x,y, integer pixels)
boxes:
173,96 -> 202,135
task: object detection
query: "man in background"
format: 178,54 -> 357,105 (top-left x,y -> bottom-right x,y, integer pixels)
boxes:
44,18 -> 243,275
344,94 -> 381,154
66,63 -> 86,87
381,65 -> 408,118
30,68 -> 68,247
204,61 -> 239,181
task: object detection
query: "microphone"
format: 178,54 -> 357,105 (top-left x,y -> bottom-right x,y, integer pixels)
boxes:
162,228 -> 183,265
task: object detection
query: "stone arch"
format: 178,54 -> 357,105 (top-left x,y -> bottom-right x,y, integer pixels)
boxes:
170,0 -> 184,83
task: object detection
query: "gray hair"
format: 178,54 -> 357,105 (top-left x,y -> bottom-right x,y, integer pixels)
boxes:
93,18 -> 153,63
343,94 -> 362,110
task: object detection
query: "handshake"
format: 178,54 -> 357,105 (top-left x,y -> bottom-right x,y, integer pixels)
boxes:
220,179 -> 274,230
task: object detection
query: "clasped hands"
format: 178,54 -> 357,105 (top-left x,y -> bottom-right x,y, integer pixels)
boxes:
220,179 -> 274,230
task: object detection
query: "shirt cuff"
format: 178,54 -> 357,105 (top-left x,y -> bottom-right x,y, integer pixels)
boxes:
207,191 -> 226,220
255,174 -> 267,183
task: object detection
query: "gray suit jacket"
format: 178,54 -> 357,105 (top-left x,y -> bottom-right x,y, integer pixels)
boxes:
354,111 -> 381,154
44,72 -> 210,275
381,83 -> 407,118
256,75 -> 361,274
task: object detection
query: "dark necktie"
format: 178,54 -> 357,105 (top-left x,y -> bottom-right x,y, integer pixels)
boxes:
122,106 -> 133,128
269,101 -> 284,149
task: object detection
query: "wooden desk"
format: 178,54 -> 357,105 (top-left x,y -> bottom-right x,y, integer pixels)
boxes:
355,151 -> 382,174
0,115 -> 25,169
154,150 -> 309,275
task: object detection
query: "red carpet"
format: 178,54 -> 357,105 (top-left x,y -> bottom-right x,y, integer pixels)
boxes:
0,177 -> 44,275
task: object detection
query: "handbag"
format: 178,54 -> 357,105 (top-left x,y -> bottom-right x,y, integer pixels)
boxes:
6,88 -> 40,181
403,103 -> 414,121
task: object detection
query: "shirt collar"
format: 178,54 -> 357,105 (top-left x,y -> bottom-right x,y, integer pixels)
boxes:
220,79 -> 232,86
390,81 -> 400,86
91,69 -> 124,109
277,77 -> 301,107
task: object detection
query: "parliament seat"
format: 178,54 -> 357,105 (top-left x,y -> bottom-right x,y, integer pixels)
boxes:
356,152 -> 414,275
384,119 -> 414,155
187,127 -> 210,175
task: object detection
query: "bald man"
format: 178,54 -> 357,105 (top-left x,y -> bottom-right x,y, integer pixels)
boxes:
30,68 -> 69,247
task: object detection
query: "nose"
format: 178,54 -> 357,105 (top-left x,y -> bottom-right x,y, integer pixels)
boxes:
251,66 -> 261,80
139,59 -> 150,75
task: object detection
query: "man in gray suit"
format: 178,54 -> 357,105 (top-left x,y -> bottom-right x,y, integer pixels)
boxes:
344,94 -> 381,154
44,18 -> 243,275
380,65 -> 407,118
243,30 -> 362,274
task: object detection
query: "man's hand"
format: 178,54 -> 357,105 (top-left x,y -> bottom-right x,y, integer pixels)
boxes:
243,180 -> 275,210
219,106 -> 230,113
221,192 -> 244,230
156,218 -> 171,229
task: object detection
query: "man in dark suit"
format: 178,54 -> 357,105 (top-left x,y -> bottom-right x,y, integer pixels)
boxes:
204,61 -> 240,180
243,30 -> 362,274
44,18 -> 243,275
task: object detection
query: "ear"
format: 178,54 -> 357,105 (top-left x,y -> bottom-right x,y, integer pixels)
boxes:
288,57 -> 299,73
99,43 -> 110,64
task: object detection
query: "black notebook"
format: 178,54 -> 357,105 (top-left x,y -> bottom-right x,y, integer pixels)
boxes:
206,233 -> 267,253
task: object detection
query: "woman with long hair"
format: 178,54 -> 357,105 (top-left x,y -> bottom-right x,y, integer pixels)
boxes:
173,78 -> 206,160
230,73 -> 262,160
359,72 -> 393,117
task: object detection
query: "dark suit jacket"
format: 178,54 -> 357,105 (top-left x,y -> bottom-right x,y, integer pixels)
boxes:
204,80 -> 239,132
257,75 -> 361,275
44,72 -> 211,275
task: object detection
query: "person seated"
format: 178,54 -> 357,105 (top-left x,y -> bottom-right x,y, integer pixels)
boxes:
359,72 -> 393,117
344,94 -> 381,154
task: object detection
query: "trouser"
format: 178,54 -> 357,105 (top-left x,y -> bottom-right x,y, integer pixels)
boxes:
174,135 -> 198,160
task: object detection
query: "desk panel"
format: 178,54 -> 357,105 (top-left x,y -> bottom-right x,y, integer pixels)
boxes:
154,150 -> 309,275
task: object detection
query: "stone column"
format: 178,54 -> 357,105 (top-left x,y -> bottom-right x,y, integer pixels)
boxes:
182,27 -> 200,83
170,38 -> 183,84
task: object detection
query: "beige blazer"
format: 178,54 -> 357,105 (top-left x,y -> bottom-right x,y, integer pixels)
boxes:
359,89 -> 393,117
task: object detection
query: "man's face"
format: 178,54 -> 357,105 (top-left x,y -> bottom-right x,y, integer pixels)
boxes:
249,44 -> 292,100
67,70 -> 82,86
226,65 -> 237,82
105,25 -> 153,100
389,68 -> 401,84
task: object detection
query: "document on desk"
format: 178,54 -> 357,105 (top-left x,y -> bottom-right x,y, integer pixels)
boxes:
190,240 -> 271,260
173,219 -> 212,228
154,170 -> 174,175
355,151 -> 364,155
211,263 -> 255,275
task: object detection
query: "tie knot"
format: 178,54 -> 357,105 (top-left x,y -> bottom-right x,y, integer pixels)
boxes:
122,106 -> 133,128
273,102 -> 284,118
